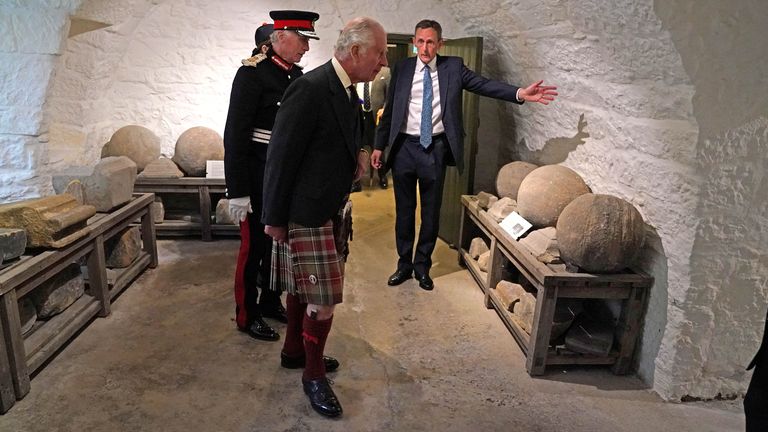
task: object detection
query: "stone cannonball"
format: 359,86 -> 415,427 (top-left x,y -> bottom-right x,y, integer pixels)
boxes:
556,193 -> 646,273
496,161 -> 538,200
516,165 -> 590,228
102,125 -> 162,172
172,126 -> 224,177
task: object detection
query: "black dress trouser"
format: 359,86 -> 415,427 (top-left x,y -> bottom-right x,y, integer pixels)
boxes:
391,133 -> 448,275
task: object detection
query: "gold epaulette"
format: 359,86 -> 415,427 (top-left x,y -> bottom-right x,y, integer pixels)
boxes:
241,53 -> 267,67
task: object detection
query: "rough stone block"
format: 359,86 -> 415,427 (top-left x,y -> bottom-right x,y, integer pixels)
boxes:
31,263 -> 85,319
476,191 -> 498,210
0,194 -> 96,248
488,197 -> 517,222
105,226 -> 141,268
62,179 -> 85,204
0,228 -> 27,261
469,237 -> 489,259
478,250 -> 491,272
52,156 -> 137,212
138,157 -> 184,178
519,227 -> 562,264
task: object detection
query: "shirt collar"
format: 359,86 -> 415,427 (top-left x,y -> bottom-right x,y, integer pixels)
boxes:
418,56 -> 438,72
331,57 -> 353,90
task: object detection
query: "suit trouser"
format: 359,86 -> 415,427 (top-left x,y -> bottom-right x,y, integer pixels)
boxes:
233,157 -> 281,329
745,364 -> 768,431
361,111 -> 387,181
391,133 -> 447,275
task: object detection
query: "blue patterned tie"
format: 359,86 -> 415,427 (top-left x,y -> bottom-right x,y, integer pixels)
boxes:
420,65 -> 433,148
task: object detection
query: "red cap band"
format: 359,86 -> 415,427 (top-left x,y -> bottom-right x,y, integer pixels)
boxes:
274,19 -> 313,30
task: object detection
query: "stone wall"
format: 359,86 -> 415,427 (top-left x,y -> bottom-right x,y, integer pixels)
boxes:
2,0 -> 766,401
0,0 -> 82,201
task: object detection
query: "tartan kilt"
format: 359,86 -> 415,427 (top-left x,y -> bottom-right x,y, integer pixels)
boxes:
270,220 -> 346,305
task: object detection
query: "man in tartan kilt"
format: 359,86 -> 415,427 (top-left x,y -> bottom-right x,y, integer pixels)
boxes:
262,17 -> 389,418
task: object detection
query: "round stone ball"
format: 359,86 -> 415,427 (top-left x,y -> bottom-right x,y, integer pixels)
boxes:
102,125 -> 161,172
496,161 -> 538,200
556,194 -> 646,273
172,127 -> 224,177
517,165 -> 590,227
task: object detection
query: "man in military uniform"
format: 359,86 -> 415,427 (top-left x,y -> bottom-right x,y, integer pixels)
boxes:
223,10 -> 319,342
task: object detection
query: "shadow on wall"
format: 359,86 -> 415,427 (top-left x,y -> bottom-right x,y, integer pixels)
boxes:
514,114 -> 589,166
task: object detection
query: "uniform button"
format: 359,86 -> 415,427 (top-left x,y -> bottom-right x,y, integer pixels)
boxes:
309,275 -> 318,285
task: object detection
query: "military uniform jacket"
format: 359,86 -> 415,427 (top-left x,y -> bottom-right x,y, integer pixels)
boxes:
223,49 -> 302,199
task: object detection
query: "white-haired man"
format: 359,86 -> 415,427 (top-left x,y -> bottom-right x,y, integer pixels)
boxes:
263,16 -> 388,418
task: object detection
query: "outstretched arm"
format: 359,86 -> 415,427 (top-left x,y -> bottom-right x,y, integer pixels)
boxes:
518,80 -> 558,105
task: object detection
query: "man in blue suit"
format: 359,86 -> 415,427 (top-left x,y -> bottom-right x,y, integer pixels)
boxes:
372,19 -> 557,290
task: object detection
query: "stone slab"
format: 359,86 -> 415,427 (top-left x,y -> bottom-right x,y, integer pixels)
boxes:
105,226 -> 141,268
138,157 -> 184,179
52,156 -> 137,212
0,194 -> 96,248
0,227 -> 26,261
31,263 -> 85,319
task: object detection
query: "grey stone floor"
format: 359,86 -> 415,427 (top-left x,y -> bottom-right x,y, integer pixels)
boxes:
0,184 -> 745,431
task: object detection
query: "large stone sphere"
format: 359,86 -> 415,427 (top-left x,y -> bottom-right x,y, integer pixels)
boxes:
102,125 -> 161,172
556,194 -> 646,273
517,165 -> 590,227
496,161 -> 538,200
172,126 -> 224,177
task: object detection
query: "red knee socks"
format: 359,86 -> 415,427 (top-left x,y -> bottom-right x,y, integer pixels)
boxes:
302,314 -> 333,381
281,294 -> 306,358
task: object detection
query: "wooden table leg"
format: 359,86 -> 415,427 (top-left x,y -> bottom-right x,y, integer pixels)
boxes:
140,206 -> 158,268
87,235 -> 110,317
0,305 -> 17,413
199,186 -> 212,242
485,238 -> 504,309
526,285 -> 557,376
0,290 -> 30,399
612,287 -> 646,374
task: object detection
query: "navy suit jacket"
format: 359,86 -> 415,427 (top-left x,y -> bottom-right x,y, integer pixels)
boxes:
375,55 -> 523,174
262,60 -> 360,227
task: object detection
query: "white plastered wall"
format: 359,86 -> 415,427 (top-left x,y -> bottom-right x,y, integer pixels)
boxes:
1,0 -> 766,401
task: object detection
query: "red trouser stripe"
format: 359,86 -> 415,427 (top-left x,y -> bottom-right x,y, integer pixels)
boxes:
234,216 -> 251,328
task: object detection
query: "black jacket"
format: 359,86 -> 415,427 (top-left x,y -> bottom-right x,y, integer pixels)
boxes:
223,50 -> 302,199
262,61 -> 361,227
375,55 -> 522,174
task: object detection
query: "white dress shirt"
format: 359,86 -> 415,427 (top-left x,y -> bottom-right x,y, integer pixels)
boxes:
403,57 -> 444,136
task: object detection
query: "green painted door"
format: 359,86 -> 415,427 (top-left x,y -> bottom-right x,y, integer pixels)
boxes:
437,37 -> 483,248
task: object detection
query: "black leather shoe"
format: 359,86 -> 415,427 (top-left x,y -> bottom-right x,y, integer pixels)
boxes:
262,304 -> 288,324
238,317 -> 280,341
281,352 -> 340,372
378,177 -> 388,189
415,272 -> 433,291
350,181 -> 362,193
303,377 -> 343,418
387,269 -> 412,286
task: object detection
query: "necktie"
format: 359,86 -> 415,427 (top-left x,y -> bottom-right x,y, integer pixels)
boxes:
420,65 -> 433,148
348,85 -> 358,108
363,81 -> 371,112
